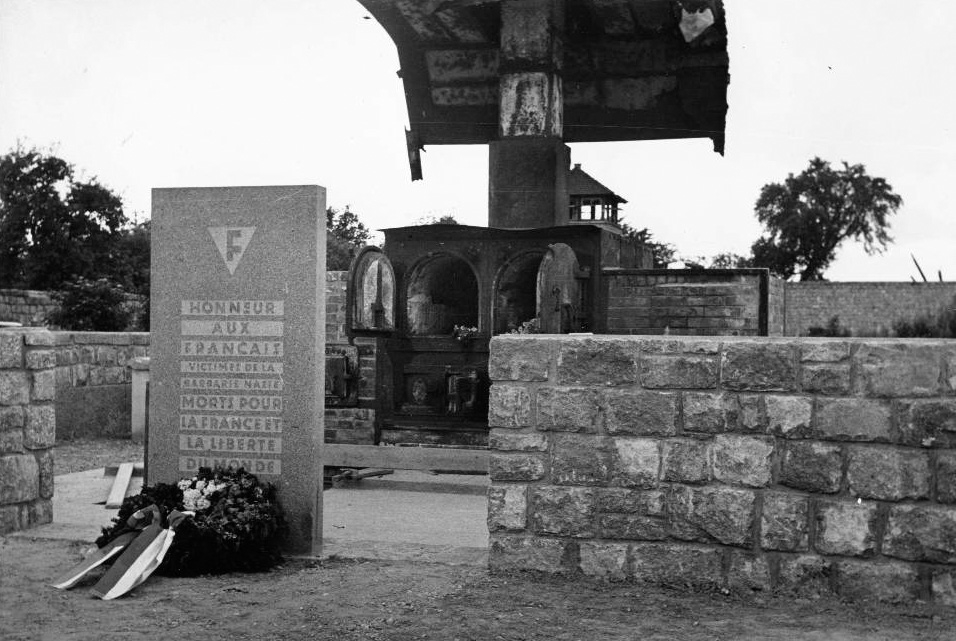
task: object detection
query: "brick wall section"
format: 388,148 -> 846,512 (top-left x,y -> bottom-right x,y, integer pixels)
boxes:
605,269 -> 767,336
784,282 -> 956,336
0,290 -> 58,326
326,271 -> 348,344
487,334 -> 956,606
0,329 -> 56,535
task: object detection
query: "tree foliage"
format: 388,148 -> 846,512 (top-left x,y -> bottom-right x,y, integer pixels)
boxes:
709,252 -> 753,269
326,205 -> 372,270
620,224 -> 676,268
0,145 -> 134,290
749,157 -> 902,281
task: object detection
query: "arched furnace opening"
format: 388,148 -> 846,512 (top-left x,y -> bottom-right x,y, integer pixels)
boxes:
493,251 -> 543,334
406,254 -> 479,336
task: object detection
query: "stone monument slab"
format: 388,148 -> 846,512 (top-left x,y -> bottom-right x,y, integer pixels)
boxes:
149,186 -> 326,555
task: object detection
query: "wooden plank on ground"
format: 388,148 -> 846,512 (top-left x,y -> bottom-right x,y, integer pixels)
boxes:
323,444 -> 488,473
105,463 -> 135,508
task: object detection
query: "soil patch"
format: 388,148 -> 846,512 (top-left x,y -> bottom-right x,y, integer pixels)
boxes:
1,536 -> 950,641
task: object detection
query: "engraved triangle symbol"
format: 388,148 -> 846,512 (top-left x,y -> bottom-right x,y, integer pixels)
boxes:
209,227 -> 256,275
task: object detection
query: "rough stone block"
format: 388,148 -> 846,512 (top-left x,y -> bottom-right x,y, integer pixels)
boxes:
489,534 -> 569,573
932,568 -> 956,607
0,371 -> 30,406
30,369 -> 55,402
599,513 -> 667,541
488,337 -> 552,382
0,429 -> 24,454
555,338 -> 639,386
682,392 -> 733,433
0,454 -> 40,503
489,453 -> 546,482
800,341 -> 851,363
536,387 -> 600,432
20,498 -> 52,528
37,449 -> 54,499
630,543 -> 723,588
775,554 -> 833,596
721,342 -> 797,392
610,438 -> 660,488
814,500 -> 879,557
22,330 -> 54,347
25,349 -> 55,370
780,441 -> 843,494
814,398 -> 893,442
835,560 -> 921,604
712,435 -> 774,487
0,406 -> 24,430
801,363 -> 851,395
727,552 -> 771,592
488,485 -> 527,531
551,435 -> 611,486
765,395 -> 813,438
0,332 -> 23,368
661,438 -> 711,483
603,390 -> 678,436
0,504 -> 19,534
938,451 -> 956,504
24,405 -> 55,449
883,505 -> 956,564
529,486 -> 597,538
761,491 -> 809,552
579,541 -> 630,580
737,395 -> 767,431
488,384 -> 532,428
641,355 -> 718,389
597,488 -> 664,515
666,485 -> 755,547
489,429 -> 548,452
897,399 -> 956,447
638,338 -> 721,354
846,446 -> 930,501
855,343 -> 942,397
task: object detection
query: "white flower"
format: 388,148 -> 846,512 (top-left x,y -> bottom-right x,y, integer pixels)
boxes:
177,479 -> 191,490
182,488 -> 202,511
194,480 -> 207,491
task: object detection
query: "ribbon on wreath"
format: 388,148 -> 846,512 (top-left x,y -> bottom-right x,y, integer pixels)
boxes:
91,506 -> 191,600
51,505 -> 191,598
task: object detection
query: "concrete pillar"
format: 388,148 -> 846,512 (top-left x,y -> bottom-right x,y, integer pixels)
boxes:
489,0 -> 568,229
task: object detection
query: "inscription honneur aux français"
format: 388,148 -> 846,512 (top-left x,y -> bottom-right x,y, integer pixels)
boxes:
178,297 -> 284,477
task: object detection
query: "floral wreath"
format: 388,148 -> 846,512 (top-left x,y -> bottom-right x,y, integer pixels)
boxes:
96,466 -> 286,576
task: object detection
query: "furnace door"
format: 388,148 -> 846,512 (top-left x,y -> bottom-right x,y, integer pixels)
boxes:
347,246 -> 396,333
536,243 -> 588,333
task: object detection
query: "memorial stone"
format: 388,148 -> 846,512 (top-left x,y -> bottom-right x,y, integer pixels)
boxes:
149,186 -> 326,555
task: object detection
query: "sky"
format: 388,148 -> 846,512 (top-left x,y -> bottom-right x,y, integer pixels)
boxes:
1,0 -> 954,282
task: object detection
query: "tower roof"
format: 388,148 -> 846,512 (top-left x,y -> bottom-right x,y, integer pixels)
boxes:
568,163 -> 627,204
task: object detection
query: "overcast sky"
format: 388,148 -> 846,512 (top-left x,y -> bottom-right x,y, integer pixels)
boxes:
1,1 -> 953,281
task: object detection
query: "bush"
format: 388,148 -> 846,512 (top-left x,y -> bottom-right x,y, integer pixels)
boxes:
45,276 -> 142,331
807,316 -> 851,337
893,296 -> 956,338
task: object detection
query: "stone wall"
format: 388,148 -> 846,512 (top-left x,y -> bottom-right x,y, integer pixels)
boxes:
0,329 -> 56,535
784,282 -> 956,337
487,334 -> 956,606
604,269 -> 771,336
54,332 -> 149,439
326,271 -> 348,344
0,289 -> 58,327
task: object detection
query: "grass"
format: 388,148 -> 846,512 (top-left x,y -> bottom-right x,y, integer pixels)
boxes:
54,437 -> 145,475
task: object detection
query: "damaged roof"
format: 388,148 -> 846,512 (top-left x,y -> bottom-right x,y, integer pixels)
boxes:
357,0 -> 729,153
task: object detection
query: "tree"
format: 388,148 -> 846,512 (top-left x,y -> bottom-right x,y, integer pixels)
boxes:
620,224 -> 676,268
709,252 -> 753,269
749,157 -> 902,281
326,205 -> 372,270
0,145 -> 129,290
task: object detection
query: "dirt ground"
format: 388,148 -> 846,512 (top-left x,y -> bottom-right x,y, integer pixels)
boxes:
54,437 -> 144,475
0,535 -> 951,641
